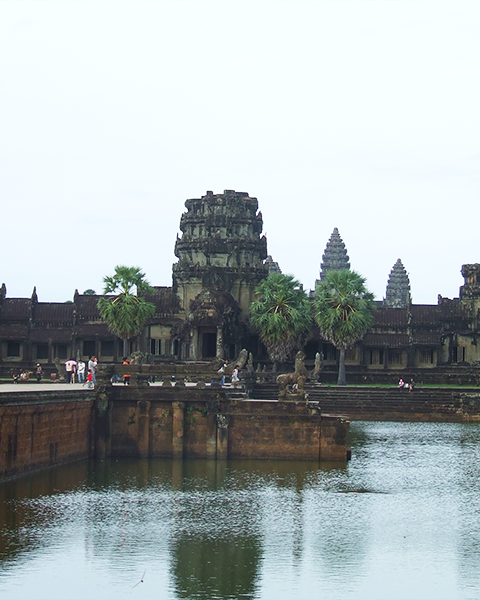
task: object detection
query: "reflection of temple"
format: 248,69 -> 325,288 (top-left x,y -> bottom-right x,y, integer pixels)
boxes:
2,189 -> 480,380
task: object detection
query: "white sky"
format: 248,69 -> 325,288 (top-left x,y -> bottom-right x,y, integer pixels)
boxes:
1,1 -> 479,304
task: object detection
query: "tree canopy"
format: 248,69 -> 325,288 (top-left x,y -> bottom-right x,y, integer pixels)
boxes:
250,272 -> 312,365
97,266 -> 155,357
314,269 -> 375,386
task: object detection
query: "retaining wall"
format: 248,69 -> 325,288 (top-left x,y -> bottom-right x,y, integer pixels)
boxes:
0,391 -> 95,480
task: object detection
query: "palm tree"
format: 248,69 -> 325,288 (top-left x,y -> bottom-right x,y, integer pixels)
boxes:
97,266 -> 156,358
250,273 -> 312,368
314,269 -> 375,386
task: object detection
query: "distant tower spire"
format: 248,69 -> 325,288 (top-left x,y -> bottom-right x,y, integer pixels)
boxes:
265,255 -> 282,274
384,259 -> 411,307
319,228 -> 350,280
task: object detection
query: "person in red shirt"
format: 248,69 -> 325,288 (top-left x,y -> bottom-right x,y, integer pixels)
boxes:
123,358 -> 131,386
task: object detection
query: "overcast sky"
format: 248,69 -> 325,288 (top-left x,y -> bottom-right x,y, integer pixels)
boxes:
1,1 -> 479,304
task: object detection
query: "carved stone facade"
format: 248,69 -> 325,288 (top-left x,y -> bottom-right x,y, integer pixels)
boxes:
173,190 -> 268,314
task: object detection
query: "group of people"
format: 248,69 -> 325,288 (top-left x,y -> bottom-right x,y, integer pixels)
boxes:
398,378 -> 415,392
218,360 -> 240,387
64,357 -> 97,388
12,364 -> 43,384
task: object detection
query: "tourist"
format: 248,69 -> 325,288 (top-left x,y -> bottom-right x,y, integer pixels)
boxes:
218,360 -> 228,386
398,378 -> 405,390
88,357 -> 97,384
231,366 -> 240,388
36,364 -> 43,383
123,357 -> 131,385
65,359 -> 77,383
77,360 -> 85,384
85,369 -> 94,389
409,378 -> 415,392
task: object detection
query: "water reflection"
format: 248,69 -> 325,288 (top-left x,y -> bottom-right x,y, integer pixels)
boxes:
1,424 -> 480,599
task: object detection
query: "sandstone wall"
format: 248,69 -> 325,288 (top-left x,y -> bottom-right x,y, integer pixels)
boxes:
0,392 -> 95,480
105,387 -> 349,462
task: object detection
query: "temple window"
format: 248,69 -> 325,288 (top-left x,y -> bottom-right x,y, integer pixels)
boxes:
7,342 -> 20,357
101,341 -> 114,356
369,350 -> 384,365
55,345 -> 67,359
150,339 -> 162,355
388,350 -> 403,365
36,344 -> 49,360
83,341 -> 95,357
345,348 -> 357,362
452,347 -> 458,363
419,349 -> 435,364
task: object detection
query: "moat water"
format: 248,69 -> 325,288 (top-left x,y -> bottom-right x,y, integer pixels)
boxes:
1,421 -> 480,600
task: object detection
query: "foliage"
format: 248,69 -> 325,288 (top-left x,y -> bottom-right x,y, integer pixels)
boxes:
250,273 -> 312,364
314,269 -> 375,386
83,289 -> 96,295
97,266 -> 155,356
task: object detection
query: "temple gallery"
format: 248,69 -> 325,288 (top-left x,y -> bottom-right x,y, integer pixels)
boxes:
1,189 -> 479,382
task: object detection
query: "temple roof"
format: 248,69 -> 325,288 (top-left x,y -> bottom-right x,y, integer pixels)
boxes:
410,305 -> 440,325
145,287 -> 180,317
33,303 -> 75,324
372,308 -> 408,327
363,333 -> 410,347
1,298 -> 32,320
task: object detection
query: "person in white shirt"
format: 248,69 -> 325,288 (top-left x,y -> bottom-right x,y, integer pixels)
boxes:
77,360 -> 86,384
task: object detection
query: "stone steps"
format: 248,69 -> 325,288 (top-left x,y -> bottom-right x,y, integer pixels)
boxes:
250,383 -> 480,420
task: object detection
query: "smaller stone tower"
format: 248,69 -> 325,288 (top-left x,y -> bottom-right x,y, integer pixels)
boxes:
384,259 -> 411,308
315,227 -> 350,290
265,255 -> 282,274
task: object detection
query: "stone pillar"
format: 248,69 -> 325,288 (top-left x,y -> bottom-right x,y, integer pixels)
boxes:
137,400 -> 151,458
190,327 -> 200,360
319,417 -> 349,461
216,326 -> 223,359
172,401 -> 185,458
206,413 -> 217,459
94,395 -> 112,460
216,413 -> 230,460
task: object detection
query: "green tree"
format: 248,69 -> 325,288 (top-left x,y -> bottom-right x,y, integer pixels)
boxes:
314,269 -> 375,386
250,273 -> 312,367
83,289 -> 96,295
97,266 -> 156,357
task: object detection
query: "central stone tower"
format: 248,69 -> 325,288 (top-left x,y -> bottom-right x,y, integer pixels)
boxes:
173,190 -> 269,314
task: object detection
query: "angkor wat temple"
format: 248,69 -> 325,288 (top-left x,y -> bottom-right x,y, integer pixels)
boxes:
1,189 -> 480,382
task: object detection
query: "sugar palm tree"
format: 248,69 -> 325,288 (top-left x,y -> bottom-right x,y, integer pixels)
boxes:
97,266 -> 156,358
314,269 -> 375,386
250,273 -> 312,368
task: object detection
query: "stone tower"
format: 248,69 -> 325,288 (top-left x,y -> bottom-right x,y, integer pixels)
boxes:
460,264 -> 480,299
173,190 -> 268,313
315,228 -> 350,289
384,259 -> 411,308
265,255 -> 282,274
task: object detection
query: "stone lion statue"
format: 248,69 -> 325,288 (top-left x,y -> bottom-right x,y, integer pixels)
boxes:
276,351 -> 308,400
